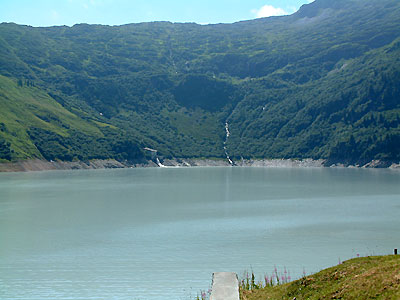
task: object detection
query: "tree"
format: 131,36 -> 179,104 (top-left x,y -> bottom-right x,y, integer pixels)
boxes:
0,139 -> 13,160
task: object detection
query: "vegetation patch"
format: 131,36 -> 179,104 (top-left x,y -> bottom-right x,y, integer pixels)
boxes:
0,0 -> 399,164
241,255 -> 400,300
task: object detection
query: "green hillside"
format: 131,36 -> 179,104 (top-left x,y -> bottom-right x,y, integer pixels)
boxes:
241,255 -> 400,300
0,75 -> 145,162
0,75 -> 96,160
0,0 -> 399,164
227,40 -> 400,164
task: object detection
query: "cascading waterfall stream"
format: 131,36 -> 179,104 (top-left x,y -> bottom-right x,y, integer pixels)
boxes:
144,147 -> 166,167
156,157 -> 166,168
224,122 -> 234,166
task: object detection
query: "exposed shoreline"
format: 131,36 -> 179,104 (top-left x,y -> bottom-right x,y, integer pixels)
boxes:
0,158 -> 399,173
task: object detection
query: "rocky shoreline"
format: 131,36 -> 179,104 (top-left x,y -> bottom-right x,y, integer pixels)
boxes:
0,158 -> 399,173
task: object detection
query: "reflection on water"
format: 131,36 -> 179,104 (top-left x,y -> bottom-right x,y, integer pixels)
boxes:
0,167 -> 399,299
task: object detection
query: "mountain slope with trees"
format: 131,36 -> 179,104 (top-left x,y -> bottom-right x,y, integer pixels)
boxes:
0,0 -> 399,165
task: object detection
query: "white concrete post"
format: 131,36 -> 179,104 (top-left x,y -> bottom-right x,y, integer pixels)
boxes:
210,272 -> 240,300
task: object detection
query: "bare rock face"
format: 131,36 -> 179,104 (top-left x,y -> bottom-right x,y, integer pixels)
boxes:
390,163 -> 400,169
1,157 -> 399,173
0,159 -> 127,172
362,160 -> 393,168
236,159 -> 325,168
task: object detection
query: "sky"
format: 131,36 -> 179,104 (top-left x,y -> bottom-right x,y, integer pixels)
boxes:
0,0 -> 315,27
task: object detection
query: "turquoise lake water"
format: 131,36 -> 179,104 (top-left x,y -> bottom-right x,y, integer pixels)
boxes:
0,167 -> 399,299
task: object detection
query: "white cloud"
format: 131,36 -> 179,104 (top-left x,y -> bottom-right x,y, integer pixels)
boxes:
251,5 -> 288,18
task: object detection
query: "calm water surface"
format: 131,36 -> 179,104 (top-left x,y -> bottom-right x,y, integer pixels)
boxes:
0,167 -> 399,299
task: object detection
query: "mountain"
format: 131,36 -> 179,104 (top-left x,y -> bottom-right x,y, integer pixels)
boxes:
0,0 -> 399,165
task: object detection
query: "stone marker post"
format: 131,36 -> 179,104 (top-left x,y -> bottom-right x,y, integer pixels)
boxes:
210,272 -> 240,300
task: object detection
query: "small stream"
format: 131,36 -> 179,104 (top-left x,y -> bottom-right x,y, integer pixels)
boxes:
224,122 -> 234,165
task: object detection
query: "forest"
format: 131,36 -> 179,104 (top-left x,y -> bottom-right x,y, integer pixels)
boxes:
0,0 -> 399,165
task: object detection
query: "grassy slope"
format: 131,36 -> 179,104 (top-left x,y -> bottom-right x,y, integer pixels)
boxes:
242,255 -> 400,300
0,75 -> 102,160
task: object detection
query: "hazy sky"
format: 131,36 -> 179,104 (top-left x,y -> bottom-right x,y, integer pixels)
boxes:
0,0 -> 314,27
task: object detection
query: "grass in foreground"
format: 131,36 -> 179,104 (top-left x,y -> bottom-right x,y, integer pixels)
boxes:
241,255 -> 400,300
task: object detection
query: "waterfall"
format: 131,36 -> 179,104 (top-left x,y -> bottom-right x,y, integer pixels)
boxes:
156,157 -> 166,168
224,122 -> 234,166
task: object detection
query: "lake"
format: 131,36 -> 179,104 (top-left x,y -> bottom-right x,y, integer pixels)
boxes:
0,167 -> 399,299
